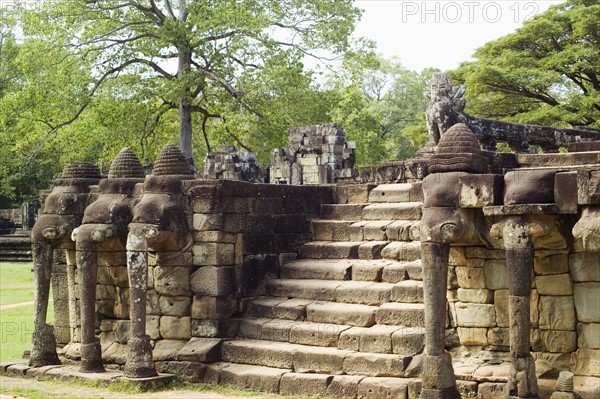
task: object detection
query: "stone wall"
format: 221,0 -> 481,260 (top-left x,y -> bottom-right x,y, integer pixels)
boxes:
79,179 -> 334,364
270,123 -> 357,184
202,146 -> 264,183
446,245 -> 600,377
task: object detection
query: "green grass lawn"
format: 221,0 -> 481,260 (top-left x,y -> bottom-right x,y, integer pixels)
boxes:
0,261 -> 54,362
0,262 -> 34,306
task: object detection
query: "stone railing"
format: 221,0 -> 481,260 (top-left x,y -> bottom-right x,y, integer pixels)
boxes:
425,73 -> 600,154
466,116 -> 600,153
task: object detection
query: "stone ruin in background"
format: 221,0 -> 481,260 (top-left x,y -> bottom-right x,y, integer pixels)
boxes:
199,123 -> 358,185
202,146 -> 264,183
3,73 -> 600,399
269,123 -> 357,184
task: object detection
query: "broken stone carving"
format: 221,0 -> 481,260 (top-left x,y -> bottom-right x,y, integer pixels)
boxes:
490,217 -> 547,399
125,144 -> 194,378
202,146 -> 264,183
419,124 -> 486,399
269,123 -> 357,184
72,148 -> 145,373
424,73 -> 467,147
30,163 -> 100,367
573,206 -> 600,252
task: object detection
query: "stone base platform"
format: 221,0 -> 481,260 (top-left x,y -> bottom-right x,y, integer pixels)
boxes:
0,360 -> 174,390
1,357 -> 598,399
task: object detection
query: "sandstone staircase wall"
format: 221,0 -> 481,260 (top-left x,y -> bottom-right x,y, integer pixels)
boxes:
51,170 -> 598,397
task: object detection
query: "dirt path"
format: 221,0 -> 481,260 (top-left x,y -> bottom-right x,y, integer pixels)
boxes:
0,301 -> 34,311
0,376 -> 272,399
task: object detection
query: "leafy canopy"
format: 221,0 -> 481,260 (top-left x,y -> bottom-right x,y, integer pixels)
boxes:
451,0 -> 600,129
18,0 -> 364,162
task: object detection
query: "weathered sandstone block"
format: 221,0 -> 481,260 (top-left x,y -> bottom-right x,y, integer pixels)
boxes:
569,253 -> 600,282
539,296 -> 576,330
154,266 -> 191,296
534,254 -> 568,275
457,327 -> 488,346
484,260 -> 508,289
160,316 -> 192,340
574,282 -> 600,323
190,266 -> 235,296
192,242 -> 235,265
455,267 -> 486,289
536,273 -> 573,296
577,323 -> 600,349
455,303 -> 496,328
159,295 -> 192,317
457,288 -> 493,303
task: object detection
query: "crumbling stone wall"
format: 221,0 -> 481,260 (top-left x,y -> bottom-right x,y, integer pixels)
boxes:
70,179 -> 334,366
270,123 -> 357,184
202,146 -> 264,183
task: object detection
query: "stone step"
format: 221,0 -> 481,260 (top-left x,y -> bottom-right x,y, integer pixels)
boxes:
307,301 -> 379,327
300,241 -> 390,260
339,325 -> 425,356
266,279 -> 343,301
321,203 -> 369,220
334,281 -> 394,306
210,362 -> 421,397
262,279 -> 393,304
238,317 -> 351,347
265,279 -> 424,307
375,303 -> 425,327
311,220 -> 357,241
361,202 -> 422,221
238,316 -> 427,358
217,362 -> 291,393
221,339 -> 412,378
279,258 -> 421,284
390,280 -> 423,303
280,259 -> 352,280
246,297 -> 314,320
0,254 -> 33,262
381,241 -> 421,262
312,220 -> 419,243
368,183 -> 423,203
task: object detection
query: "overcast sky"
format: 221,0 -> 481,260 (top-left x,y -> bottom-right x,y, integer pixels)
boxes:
353,0 -> 563,72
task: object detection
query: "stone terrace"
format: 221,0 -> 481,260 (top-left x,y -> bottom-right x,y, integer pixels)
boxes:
1,143 -> 599,399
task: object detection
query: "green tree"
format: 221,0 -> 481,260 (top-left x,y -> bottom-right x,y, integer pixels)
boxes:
452,0 -> 600,129
328,56 -> 435,165
21,0 -> 363,165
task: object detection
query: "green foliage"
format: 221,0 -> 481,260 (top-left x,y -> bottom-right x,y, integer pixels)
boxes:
16,0 -> 364,161
328,56 -> 436,165
0,0 -> 368,202
451,0 -> 600,129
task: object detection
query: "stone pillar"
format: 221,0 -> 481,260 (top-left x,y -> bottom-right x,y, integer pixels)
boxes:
30,242 -> 61,367
491,217 -> 541,399
419,123 -> 488,399
124,144 -> 194,378
29,163 -> 100,368
66,249 -> 80,343
124,229 -> 156,378
75,231 -> 104,373
420,242 -> 459,398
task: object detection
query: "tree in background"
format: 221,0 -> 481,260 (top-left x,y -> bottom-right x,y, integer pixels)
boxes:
20,0 -> 363,165
451,0 -> 599,129
329,56 -> 435,165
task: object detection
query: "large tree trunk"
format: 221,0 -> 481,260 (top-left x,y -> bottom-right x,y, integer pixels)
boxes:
177,47 -> 194,167
177,0 -> 195,168
179,99 -> 193,166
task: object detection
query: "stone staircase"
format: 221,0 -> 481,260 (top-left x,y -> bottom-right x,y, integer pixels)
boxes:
212,183 -> 441,398
0,233 -> 32,262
